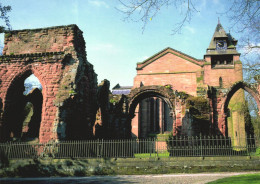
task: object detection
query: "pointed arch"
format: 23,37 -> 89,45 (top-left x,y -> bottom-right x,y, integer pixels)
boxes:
127,85 -> 175,118
224,81 -> 260,114
2,65 -> 46,141
3,65 -> 46,109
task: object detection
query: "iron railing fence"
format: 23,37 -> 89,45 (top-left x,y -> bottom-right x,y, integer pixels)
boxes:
0,135 -> 259,159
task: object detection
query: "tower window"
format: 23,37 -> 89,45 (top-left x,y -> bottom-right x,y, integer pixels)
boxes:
211,55 -> 233,67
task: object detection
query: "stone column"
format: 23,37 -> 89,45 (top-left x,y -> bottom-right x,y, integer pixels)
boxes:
153,97 -> 156,132
146,99 -> 149,134
159,99 -> 164,134
131,104 -> 139,138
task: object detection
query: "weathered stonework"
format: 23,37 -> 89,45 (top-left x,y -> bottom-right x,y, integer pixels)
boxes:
0,23 -> 259,142
129,22 -> 260,138
0,25 -> 97,143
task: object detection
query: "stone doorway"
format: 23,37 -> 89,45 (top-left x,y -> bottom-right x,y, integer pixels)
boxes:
3,71 -> 43,141
127,85 -> 175,138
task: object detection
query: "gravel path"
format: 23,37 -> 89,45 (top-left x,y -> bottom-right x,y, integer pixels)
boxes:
0,172 -> 258,184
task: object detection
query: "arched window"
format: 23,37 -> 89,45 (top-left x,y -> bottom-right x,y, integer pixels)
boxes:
219,77 -> 223,88
4,72 -> 43,141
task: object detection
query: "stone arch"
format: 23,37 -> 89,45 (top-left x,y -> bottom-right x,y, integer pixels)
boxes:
127,85 -> 175,118
2,67 -> 46,141
0,25 -> 98,143
221,81 -> 260,137
3,65 -> 46,107
127,85 -> 175,138
223,81 -> 260,114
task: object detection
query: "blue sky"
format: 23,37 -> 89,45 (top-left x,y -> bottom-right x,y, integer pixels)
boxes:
0,0 -> 241,88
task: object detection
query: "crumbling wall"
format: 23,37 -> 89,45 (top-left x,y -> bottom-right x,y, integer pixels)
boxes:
93,79 -> 110,138
0,25 -> 98,142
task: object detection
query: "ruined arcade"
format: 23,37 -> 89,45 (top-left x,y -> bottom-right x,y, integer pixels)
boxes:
0,23 -> 259,143
127,22 -> 260,139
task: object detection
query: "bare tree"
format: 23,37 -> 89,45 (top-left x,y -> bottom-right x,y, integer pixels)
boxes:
118,0 -> 260,121
118,0 -> 260,80
225,0 -> 260,83
0,2 -> 11,54
117,0 -> 198,34
0,2 -> 11,33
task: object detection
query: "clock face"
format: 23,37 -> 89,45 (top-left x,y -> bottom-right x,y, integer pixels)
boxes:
216,40 -> 227,50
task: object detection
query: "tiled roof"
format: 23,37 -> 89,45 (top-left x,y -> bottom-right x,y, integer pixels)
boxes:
112,89 -> 131,95
112,84 -> 132,95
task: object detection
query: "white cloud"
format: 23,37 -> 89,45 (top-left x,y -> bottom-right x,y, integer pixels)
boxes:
142,56 -> 149,61
241,43 -> 260,55
184,26 -> 196,34
89,0 -> 109,8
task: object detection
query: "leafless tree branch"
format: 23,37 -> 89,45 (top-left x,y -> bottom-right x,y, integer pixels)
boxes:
117,0 -> 198,34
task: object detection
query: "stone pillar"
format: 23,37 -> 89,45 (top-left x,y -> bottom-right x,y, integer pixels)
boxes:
153,97 -> 156,132
159,99 -> 164,134
147,98 -> 151,134
172,110 -> 176,135
131,104 -> 139,138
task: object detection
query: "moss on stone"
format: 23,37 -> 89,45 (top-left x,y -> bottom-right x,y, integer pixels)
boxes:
234,60 -> 242,64
186,96 -> 210,121
196,75 -> 204,83
176,91 -> 189,99
203,62 -> 211,65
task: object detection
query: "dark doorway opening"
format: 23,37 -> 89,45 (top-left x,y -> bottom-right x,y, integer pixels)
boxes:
4,73 -> 43,142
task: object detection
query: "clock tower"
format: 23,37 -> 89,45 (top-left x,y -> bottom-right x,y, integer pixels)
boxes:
204,20 -> 240,68
203,20 -> 245,141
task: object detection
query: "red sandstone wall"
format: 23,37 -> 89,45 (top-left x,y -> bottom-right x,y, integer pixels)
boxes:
0,58 -> 63,142
3,25 -> 81,56
137,53 -> 201,74
203,63 -> 243,87
134,73 -> 198,96
0,25 -> 97,143
134,52 -> 202,96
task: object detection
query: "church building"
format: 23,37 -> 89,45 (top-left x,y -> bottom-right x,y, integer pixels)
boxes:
130,21 -> 244,139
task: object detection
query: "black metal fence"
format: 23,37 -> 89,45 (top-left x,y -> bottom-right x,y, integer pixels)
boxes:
0,135 -> 259,159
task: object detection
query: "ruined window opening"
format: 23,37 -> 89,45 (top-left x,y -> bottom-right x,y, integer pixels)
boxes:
24,74 -> 42,95
225,87 -> 259,147
22,74 -> 43,141
4,73 -> 43,142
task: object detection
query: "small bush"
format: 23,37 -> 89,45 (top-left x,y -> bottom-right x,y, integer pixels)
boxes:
0,150 -> 9,168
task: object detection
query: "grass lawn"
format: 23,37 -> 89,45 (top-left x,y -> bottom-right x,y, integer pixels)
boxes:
207,173 -> 260,184
134,152 -> 170,158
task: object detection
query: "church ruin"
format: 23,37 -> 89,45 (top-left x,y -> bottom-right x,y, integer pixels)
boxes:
0,23 -> 259,143
0,25 -> 97,142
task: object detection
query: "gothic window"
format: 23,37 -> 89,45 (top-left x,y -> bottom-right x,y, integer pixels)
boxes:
219,77 -> 223,88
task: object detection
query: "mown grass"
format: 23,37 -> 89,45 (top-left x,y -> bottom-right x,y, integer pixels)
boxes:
207,173 -> 260,184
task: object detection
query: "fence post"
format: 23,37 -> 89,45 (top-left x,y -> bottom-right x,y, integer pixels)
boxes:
200,134 -> 203,157
97,139 -> 99,158
6,142 -> 11,159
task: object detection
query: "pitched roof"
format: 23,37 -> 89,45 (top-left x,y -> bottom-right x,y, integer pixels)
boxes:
206,21 -> 239,55
136,47 -> 204,70
208,23 -> 228,49
112,84 -> 132,95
